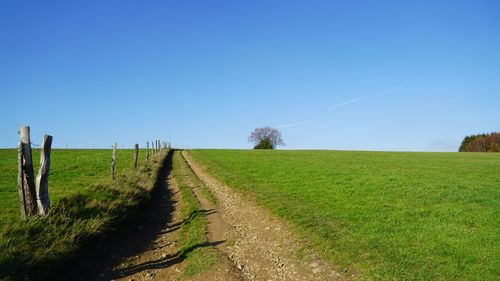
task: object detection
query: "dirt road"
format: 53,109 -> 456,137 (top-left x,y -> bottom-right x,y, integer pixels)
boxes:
90,150 -> 340,280
96,151 -> 242,281
182,151 -> 341,281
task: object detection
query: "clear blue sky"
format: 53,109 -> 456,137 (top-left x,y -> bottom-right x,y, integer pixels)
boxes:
1,0 -> 499,151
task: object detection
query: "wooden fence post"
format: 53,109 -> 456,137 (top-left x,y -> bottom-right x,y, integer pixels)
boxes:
152,140 -> 155,154
134,143 -> 139,168
146,141 -> 150,160
35,135 -> 53,215
111,143 -> 117,180
17,126 -> 37,219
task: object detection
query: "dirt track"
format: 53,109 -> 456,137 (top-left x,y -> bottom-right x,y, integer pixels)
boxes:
182,151 -> 341,281
95,151 -> 242,281
90,150 -> 340,280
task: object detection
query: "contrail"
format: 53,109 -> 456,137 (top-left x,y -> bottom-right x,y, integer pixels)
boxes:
328,96 -> 365,110
277,119 -> 317,129
277,87 -> 402,130
375,86 -> 403,96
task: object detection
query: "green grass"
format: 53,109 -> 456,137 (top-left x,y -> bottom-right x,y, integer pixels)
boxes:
0,149 -> 148,226
0,148 -> 163,280
188,149 -> 500,281
171,151 -> 219,278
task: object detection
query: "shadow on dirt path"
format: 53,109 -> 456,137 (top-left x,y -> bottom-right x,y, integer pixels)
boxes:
109,240 -> 225,278
106,150 -> 243,281
61,151 -> 178,281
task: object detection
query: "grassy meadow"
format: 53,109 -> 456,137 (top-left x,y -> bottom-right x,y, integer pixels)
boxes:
188,149 -> 500,281
0,148 -> 159,280
0,149 -> 146,226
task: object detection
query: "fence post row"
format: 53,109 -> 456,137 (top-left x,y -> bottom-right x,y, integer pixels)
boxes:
17,126 -> 37,219
134,143 -> 139,168
16,129 -> 171,219
111,143 -> 117,180
35,135 -> 53,215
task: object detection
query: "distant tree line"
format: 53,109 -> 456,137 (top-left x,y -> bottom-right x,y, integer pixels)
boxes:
459,132 -> 500,152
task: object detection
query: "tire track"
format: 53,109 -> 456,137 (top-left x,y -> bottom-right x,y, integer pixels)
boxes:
181,151 -> 343,281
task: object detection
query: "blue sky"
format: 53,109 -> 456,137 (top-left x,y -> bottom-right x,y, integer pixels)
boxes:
1,0 -> 499,151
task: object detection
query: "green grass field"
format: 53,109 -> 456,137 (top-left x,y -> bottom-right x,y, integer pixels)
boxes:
0,148 -> 158,279
0,149 -> 146,227
188,149 -> 500,281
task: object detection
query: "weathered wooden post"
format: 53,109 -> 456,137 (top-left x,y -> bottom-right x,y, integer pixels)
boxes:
111,143 -> 117,180
146,141 -> 150,160
134,143 -> 139,168
17,126 -> 37,219
35,135 -> 53,215
152,140 -> 155,154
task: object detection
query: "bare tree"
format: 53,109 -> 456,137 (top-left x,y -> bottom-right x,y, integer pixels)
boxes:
248,126 -> 285,149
